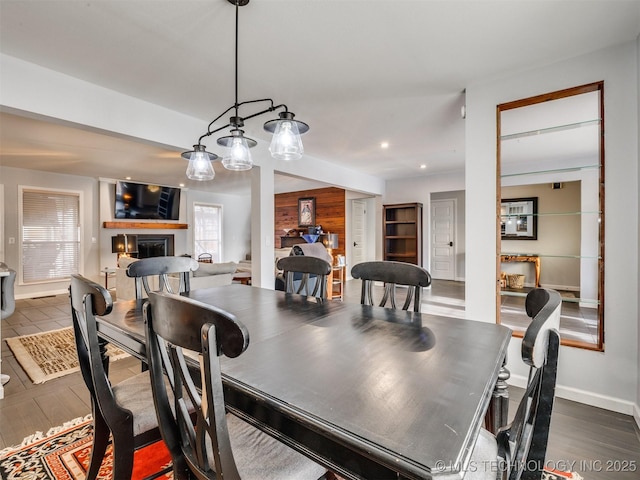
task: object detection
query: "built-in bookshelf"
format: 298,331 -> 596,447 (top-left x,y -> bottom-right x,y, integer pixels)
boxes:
383,203 -> 423,266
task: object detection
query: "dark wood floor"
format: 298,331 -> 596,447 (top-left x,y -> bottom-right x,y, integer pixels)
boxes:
1,281 -> 639,480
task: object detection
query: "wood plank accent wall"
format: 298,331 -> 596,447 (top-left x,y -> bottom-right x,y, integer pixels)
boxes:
275,187 -> 346,260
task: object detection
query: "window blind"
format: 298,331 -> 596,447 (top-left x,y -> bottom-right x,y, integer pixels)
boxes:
193,203 -> 222,262
22,189 -> 80,283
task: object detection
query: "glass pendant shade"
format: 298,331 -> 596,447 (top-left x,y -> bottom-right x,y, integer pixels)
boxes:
269,120 -> 304,160
186,146 -> 215,181
221,134 -> 253,171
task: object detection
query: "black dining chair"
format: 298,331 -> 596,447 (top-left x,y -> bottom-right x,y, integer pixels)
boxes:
69,274 -> 169,480
126,255 -> 199,300
144,291 -> 328,480
277,255 -> 332,299
464,288 -> 562,480
351,260 -> 432,313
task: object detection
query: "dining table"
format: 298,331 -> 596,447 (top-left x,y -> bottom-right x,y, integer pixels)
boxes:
96,284 -> 512,480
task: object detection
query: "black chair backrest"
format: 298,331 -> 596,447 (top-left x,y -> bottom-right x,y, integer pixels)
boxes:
351,261 -> 432,312
276,255 -> 332,298
497,288 -> 561,480
69,275 -> 120,423
126,256 -> 199,299
144,291 -> 250,479
0,264 -> 17,319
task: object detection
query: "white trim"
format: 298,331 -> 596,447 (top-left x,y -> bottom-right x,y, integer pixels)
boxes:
509,373 -> 637,416
633,403 -> 640,431
14,289 -> 69,300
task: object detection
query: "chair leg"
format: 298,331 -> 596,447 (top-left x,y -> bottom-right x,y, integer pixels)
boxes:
113,440 -> 133,479
111,432 -> 135,480
87,412 -> 110,480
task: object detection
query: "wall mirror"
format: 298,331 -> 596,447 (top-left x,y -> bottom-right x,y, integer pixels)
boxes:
497,82 -> 604,351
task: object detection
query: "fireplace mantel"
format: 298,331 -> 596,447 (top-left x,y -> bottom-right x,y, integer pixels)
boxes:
103,222 -> 188,229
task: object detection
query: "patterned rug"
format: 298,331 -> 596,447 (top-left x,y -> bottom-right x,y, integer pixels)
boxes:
0,415 -> 172,479
5,326 -> 128,384
543,470 -> 584,479
0,418 -> 583,480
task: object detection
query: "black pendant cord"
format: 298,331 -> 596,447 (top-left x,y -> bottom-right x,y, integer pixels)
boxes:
234,0 -> 239,120
194,0 -> 293,146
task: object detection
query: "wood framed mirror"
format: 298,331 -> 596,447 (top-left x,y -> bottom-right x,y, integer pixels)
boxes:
497,82 -> 604,351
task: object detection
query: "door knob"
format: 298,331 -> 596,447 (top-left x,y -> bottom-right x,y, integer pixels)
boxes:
449,241 -> 453,247
353,242 -> 359,247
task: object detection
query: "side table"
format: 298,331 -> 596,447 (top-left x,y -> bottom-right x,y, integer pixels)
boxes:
101,267 -> 117,290
331,265 -> 345,300
232,272 -> 252,286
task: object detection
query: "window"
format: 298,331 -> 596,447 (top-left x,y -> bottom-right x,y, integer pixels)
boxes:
20,187 -> 81,284
193,203 -> 222,262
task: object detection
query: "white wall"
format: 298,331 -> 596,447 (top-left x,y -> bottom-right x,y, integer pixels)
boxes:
0,166 -> 251,298
466,41 -> 639,415
186,189 -> 251,264
0,166 -> 99,298
385,171 -> 465,275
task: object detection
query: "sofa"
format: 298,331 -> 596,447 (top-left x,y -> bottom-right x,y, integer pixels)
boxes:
274,243 -> 334,292
115,256 -> 238,301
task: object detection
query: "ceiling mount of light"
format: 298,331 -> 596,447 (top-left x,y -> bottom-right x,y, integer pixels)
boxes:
181,0 -> 309,181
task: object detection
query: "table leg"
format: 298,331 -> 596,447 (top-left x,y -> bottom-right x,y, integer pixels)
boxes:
485,361 -> 510,434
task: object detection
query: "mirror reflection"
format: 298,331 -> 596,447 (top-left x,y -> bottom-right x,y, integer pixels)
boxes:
497,83 -> 604,350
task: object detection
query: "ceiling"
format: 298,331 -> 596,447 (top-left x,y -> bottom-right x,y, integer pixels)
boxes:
1,1 -> 638,194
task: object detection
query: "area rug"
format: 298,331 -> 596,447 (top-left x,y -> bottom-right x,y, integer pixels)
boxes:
543,470 -> 584,479
0,415 -> 172,480
5,327 -> 129,384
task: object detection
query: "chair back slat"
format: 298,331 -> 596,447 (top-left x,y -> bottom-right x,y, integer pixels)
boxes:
496,287 -> 561,480
277,255 -> 332,298
351,261 -> 431,313
144,291 -> 250,479
126,256 -> 198,299
69,275 -> 126,428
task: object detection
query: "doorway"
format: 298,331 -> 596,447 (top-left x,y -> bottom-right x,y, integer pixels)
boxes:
430,199 -> 456,280
350,199 -> 367,268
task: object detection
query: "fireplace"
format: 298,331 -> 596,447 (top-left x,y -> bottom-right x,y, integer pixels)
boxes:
136,234 -> 175,258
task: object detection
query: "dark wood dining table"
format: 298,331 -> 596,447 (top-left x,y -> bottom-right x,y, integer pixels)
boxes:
96,284 -> 512,480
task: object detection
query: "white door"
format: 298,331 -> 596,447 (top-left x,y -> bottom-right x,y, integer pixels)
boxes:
351,199 -> 366,267
430,199 -> 455,280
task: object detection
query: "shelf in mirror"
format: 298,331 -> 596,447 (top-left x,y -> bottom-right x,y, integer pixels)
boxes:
500,118 -> 601,140
500,289 -> 599,305
501,163 -> 601,178
500,210 -> 601,217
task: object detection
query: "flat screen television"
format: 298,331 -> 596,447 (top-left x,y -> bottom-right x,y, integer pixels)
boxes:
114,181 -> 181,220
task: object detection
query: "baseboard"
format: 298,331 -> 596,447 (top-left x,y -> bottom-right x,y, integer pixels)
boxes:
509,373 -> 636,416
15,288 -> 69,300
634,402 -> 640,431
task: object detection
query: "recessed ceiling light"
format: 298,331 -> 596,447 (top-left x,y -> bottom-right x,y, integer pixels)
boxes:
380,142 -> 389,149
179,183 -> 185,187
420,164 -> 427,169
125,176 -> 132,180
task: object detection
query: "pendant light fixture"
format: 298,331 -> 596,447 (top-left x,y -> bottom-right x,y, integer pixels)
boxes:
181,0 -> 309,181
